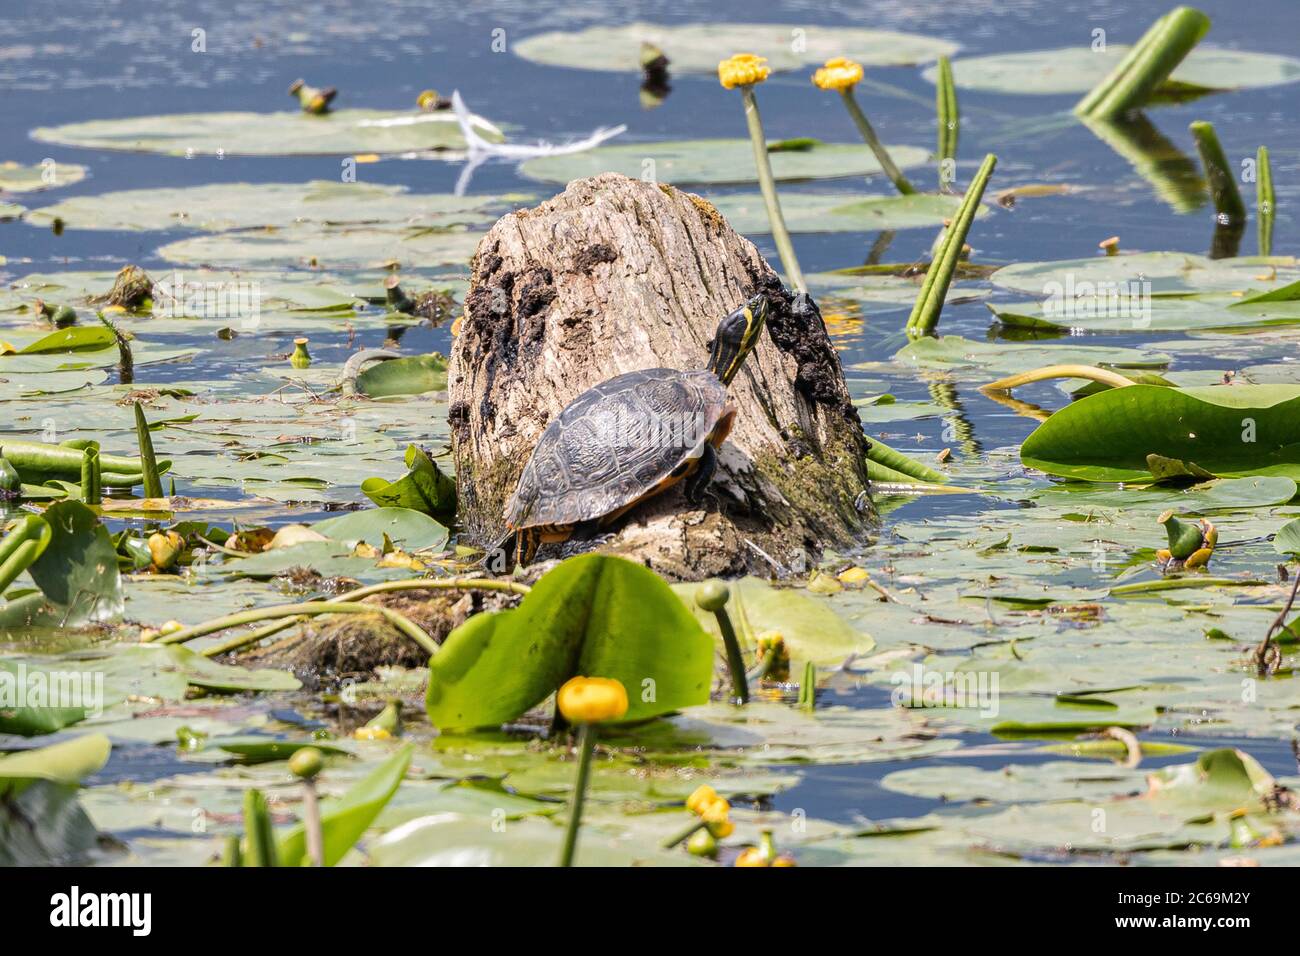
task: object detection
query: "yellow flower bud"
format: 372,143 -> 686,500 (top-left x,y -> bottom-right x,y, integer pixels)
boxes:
353,726 -> 392,741
771,855 -> 798,867
718,54 -> 770,90
685,784 -> 718,815
556,676 -> 629,724
706,817 -> 734,839
735,847 -> 768,867
699,796 -> 731,824
811,57 -> 864,92
837,566 -> 871,585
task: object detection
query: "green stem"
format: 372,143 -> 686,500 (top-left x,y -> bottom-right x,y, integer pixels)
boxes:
0,516 -> 50,594
200,615 -> 306,658
906,153 -> 996,337
301,781 -> 324,867
558,723 -> 594,867
339,577 -> 531,602
840,88 -> 915,195
798,660 -> 817,712
662,819 -> 707,849
149,600 -> 438,656
740,86 -> 805,291
134,402 -> 164,499
1190,121 -> 1246,225
934,56 -> 959,177
243,789 -> 278,867
711,605 -> 750,704
1257,145 -> 1274,256
79,443 -> 101,505
0,439 -> 155,476
1074,7 -> 1210,120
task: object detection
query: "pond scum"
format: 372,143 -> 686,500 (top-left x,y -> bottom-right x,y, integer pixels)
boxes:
3,4 -> 1300,872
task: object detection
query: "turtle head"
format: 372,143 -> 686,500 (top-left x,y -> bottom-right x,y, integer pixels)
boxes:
707,295 -> 768,385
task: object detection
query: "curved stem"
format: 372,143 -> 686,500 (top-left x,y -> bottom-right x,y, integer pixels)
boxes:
339,577 -> 531,601
841,88 -> 915,195
980,364 -> 1136,394
201,615 -> 306,658
148,601 -> 438,656
740,86 -> 805,291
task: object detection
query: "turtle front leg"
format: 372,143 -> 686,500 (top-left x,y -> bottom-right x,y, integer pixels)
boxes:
685,444 -> 718,505
517,528 -> 542,567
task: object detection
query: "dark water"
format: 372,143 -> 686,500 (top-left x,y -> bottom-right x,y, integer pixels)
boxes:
3,0 -> 1300,830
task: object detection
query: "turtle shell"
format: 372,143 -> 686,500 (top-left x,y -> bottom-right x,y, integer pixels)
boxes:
505,367 -> 730,528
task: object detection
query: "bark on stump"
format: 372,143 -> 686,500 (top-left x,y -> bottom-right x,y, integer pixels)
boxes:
448,173 -> 871,580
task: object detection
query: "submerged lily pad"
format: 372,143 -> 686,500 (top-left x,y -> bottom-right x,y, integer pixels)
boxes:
521,140 -> 929,186
158,224 -> 482,270
708,191 -> 972,234
924,45 -> 1300,95
31,109 -> 504,157
25,182 -> 518,233
515,22 -> 957,73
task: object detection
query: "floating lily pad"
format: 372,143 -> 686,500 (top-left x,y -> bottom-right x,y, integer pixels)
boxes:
32,109 -> 504,157
313,507 -> 449,550
892,335 -> 1168,374
924,45 -> 1300,95
0,160 -> 88,193
989,252 -> 1300,296
25,182 -> 518,233
1021,383 -> 1300,482
0,202 -> 23,221
708,191 -> 971,234
158,224 -> 482,270
520,140 -> 929,186
355,353 -> 448,398
989,295 -> 1300,334
515,22 -> 957,73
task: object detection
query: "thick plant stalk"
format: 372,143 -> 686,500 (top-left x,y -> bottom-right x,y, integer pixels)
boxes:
338,577 -> 531,602
798,660 -> 816,713
1190,121 -> 1246,225
935,55 -> 959,179
134,402 -> 165,499
840,88 -> 915,195
148,600 -> 438,656
558,723 -> 594,867
200,615 -> 306,657
740,86 -> 805,291
79,443 -> 101,505
0,439 -> 156,477
1074,7 -> 1211,120
906,153 -> 996,337
242,789 -> 278,867
867,436 -> 947,484
980,364 -> 1137,394
1257,145 -> 1274,256
0,515 -> 51,594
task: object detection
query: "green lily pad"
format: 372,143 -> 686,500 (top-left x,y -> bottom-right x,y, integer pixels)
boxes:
0,734 -> 110,866
361,444 -> 456,520
924,45 -> 1300,95
515,22 -> 957,73
1021,384 -> 1300,482
313,506 -> 449,551
1275,517 -> 1300,556
11,500 -> 123,627
674,577 -> 874,664
0,202 -> 23,221
989,295 -> 1300,334
0,160 -> 88,193
355,353 -> 448,398
708,191 -> 972,234
25,182 -> 517,233
32,109 -> 504,157
426,554 -> 714,731
520,140 -> 930,186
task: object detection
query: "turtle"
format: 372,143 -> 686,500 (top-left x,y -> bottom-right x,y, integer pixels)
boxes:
500,294 -> 769,566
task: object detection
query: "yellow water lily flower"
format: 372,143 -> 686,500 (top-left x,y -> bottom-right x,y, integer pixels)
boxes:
735,847 -> 768,867
686,784 -> 718,814
699,796 -> 731,824
353,726 -> 392,741
706,817 -> 735,839
838,566 -> 871,585
718,54 -> 770,89
812,57 -> 864,92
557,676 -> 629,724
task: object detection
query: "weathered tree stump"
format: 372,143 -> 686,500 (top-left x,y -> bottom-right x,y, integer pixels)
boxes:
448,173 -> 872,579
